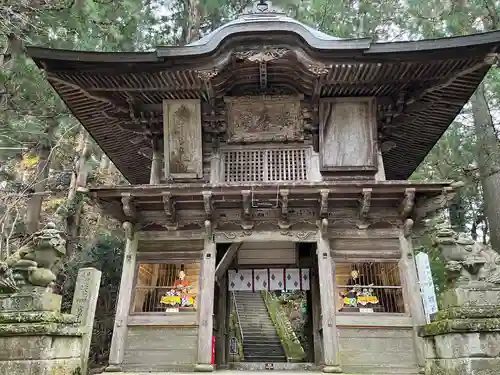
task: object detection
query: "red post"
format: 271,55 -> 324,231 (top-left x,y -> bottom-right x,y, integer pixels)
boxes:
211,335 -> 216,365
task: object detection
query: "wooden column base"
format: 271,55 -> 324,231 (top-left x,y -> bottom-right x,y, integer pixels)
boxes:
194,364 -> 214,372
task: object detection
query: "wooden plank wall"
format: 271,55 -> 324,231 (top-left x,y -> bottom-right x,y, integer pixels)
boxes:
338,328 -> 419,374
237,241 -> 297,265
122,327 -> 198,372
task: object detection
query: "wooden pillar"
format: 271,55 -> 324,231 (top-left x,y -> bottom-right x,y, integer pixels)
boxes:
399,229 -> 426,374
310,267 -> 323,365
150,136 -> 162,185
316,220 -> 342,373
106,222 -> 137,372
195,220 -> 217,372
216,273 -> 228,368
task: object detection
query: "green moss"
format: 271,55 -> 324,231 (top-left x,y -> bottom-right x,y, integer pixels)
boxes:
261,291 -> 305,362
420,318 -> 500,337
435,306 -> 500,321
0,311 -> 77,324
0,322 -> 82,336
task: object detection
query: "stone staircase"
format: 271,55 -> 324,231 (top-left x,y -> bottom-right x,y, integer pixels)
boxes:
233,291 -> 287,363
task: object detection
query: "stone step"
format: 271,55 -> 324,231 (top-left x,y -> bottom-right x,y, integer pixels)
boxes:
244,347 -> 285,354
243,355 -> 288,362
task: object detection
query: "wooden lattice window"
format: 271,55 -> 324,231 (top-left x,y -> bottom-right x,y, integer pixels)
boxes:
222,147 -> 308,182
132,262 -> 200,313
335,262 -> 404,314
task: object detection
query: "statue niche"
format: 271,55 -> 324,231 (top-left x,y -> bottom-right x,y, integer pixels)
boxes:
224,95 -> 305,143
0,223 -> 66,294
434,226 -> 500,288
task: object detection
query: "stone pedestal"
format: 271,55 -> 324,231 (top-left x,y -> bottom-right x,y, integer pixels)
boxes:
0,292 -> 83,375
0,268 -> 101,375
420,287 -> 500,375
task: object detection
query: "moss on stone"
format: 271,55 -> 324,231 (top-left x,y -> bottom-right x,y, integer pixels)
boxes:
435,306 -> 500,321
0,311 -> 77,324
0,322 -> 82,337
420,318 -> 500,337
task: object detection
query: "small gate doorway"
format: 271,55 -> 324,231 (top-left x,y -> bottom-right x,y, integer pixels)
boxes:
214,242 -> 318,370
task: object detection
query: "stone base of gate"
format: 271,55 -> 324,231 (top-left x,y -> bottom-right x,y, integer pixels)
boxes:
420,287 -> 500,375
0,302 -> 84,375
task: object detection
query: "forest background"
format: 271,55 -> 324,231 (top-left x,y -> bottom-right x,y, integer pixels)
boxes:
1,0 -> 500,370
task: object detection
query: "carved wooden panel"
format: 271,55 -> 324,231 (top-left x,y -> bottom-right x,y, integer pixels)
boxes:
224,95 -> 304,143
163,99 -> 203,179
319,98 -> 377,171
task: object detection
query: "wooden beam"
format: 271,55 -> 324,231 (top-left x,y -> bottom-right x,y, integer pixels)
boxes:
202,191 -> 214,220
215,242 -> 242,282
107,222 -> 137,372
400,188 -> 416,219
120,193 -> 136,220
357,188 -> 372,229
319,189 -> 330,218
278,189 -> 291,229
149,136 -> 162,185
241,190 -> 253,230
162,192 -> 178,230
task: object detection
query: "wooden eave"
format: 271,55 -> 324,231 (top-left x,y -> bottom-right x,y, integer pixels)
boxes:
90,180 -> 456,227
27,30 -> 500,183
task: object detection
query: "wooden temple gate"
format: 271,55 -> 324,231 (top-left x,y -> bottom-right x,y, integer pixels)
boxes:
25,0 -> 500,373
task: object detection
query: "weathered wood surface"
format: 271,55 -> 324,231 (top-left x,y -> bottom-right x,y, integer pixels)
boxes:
127,314 -> 198,326
237,241 -> 297,265
196,239 -> 217,366
163,99 -> 203,179
319,98 -> 376,170
310,266 -> 324,365
338,327 -> 419,374
316,232 -> 341,368
215,274 -> 228,366
215,242 -> 241,282
122,327 -> 198,372
108,223 -> 138,369
224,95 -> 304,143
399,231 -> 426,370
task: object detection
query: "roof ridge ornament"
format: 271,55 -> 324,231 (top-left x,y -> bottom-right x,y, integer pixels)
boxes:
242,0 -> 285,17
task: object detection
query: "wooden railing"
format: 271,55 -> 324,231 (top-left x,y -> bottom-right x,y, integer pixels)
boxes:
261,291 -> 305,362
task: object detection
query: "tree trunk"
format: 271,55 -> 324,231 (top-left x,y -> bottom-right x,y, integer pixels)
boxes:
65,131 -> 92,258
25,120 -> 56,234
471,81 -> 500,250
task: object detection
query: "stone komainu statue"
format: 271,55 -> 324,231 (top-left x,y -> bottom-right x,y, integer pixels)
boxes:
0,223 -> 66,294
434,226 -> 500,287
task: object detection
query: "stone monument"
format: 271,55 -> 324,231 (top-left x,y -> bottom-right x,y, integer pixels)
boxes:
0,223 -> 101,375
420,226 -> 500,375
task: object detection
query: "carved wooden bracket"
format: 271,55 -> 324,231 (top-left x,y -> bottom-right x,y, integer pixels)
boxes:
278,189 -> 291,230
121,193 -> 136,219
162,192 -> 178,230
241,190 -> 253,230
122,221 -> 135,241
202,191 -> 214,220
357,188 -> 372,229
401,188 -> 416,219
403,218 -> 414,238
414,185 -> 459,222
318,217 -> 329,238
319,189 -> 330,218
204,219 -> 214,242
